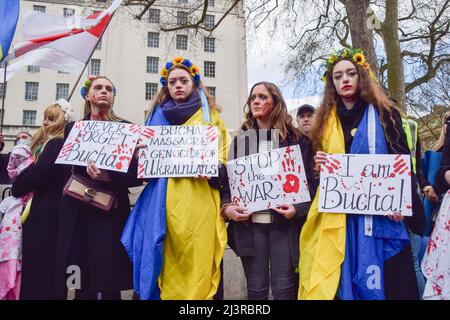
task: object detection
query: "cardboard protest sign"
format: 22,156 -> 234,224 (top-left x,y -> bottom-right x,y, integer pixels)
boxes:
226,145 -> 311,213
318,154 -> 413,216
137,125 -> 219,178
55,121 -> 141,173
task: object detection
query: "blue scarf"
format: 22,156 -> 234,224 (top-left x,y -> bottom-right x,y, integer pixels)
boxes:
337,104 -> 410,300
160,90 -> 200,125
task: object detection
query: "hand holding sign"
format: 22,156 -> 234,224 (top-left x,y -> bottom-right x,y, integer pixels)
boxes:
272,203 -> 296,219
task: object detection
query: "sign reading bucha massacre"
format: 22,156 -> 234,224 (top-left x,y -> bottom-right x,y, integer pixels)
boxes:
318,154 -> 413,216
227,145 -> 311,213
137,125 -> 219,178
55,121 -> 141,173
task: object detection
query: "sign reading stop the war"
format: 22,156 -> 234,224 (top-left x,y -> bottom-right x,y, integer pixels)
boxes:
55,121 -> 141,173
318,154 -> 413,216
226,145 -> 311,213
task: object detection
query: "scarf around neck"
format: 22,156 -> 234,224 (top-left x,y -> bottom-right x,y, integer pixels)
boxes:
160,90 -> 201,125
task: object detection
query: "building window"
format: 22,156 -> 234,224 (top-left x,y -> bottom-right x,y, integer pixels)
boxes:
149,9 -> 160,24
56,83 -> 69,100
25,82 -> 39,101
206,86 -> 216,100
178,0 -> 188,4
204,37 -> 215,52
204,61 -> 216,78
145,83 -> 158,101
89,59 -> 101,76
148,32 -> 159,48
177,11 -> 188,25
208,0 -> 215,7
63,8 -> 75,18
205,14 -> 215,28
27,65 -> 40,73
33,5 -> 46,13
0,83 -> 4,98
146,57 -> 159,73
23,110 -> 37,125
176,35 -> 188,50
96,38 -> 102,50
58,71 -> 70,74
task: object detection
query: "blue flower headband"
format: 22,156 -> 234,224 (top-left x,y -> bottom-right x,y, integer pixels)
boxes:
160,57 -> 201,86
80,76 -> 117,98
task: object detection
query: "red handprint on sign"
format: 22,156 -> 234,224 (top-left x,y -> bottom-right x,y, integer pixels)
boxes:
112,144 -> 133,170
281,147 -> 300,193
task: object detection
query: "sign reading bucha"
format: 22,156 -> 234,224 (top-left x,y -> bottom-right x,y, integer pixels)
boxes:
227,145 -> 311,212
55,121 -> 141,173
318,154 -> 413,216
137,125 -> 219,178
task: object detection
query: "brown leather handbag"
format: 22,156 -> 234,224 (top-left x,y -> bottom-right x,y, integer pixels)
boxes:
63,173 -> 116,211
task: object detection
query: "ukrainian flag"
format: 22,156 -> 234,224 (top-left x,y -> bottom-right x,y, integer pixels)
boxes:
0,0 -> 19,63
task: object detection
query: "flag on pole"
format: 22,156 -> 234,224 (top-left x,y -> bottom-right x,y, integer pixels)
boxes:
0,0 -> 20,63
0,0 -> 123,82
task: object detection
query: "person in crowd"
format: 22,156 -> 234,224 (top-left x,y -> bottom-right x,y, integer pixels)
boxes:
0,132 -> 32,184
421,114 -> 450,299
53,76 -> 142,300
219,81 -> 316,300
296,104 -> 316,138
9,100 -> 74,299
300,47 -> 422,300
121,57 -> 230,300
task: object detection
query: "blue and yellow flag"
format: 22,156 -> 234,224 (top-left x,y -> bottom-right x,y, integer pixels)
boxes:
0,0 -> 19,63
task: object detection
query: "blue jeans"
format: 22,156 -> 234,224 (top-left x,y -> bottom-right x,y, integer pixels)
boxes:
409,231 -> 426,299
240,223 -> 295,300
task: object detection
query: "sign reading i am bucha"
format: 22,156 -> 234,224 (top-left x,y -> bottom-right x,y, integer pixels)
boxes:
226,145 -> 311,213
137,125 -> 219,178
55,121 -> 141,173
318,154 -> 413,216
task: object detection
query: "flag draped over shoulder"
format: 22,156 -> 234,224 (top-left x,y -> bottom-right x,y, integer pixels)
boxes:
0,0 -> 122,82
0,0 -> 19,63
298,107 -> 347,300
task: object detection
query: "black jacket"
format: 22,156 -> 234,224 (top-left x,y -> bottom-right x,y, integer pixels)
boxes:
53,120 -> 142,298
435,124 -> 450,195
220,127 -> 317,269
12,137 -> 65,299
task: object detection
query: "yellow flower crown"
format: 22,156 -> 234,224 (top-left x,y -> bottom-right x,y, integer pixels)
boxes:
322,48 -> 371,81
160,57 -> 201,86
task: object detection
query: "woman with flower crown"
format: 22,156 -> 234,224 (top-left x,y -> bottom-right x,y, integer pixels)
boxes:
299,48 -> 423,300
121,57 -> 230,300
8,100 -> 74,299
52,76 -> 142,300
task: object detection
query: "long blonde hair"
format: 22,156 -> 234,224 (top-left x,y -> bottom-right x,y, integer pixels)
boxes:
30,104 -> 66,155
311,58 -> 401,151
146,64 -> 220,121
241,82 -> 301,142
83,76 -> 123,121
431,111 -> 450,151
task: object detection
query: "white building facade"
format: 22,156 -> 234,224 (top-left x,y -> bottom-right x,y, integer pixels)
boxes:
1,0 -> 248,150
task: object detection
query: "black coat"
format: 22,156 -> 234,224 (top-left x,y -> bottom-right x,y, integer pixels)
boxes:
435,124 -> 450,195
53,120 -> 142,298
11,137 -> 65,299
220,128 -> 317,269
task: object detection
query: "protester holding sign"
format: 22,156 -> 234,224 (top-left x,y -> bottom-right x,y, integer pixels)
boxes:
53,76 -> 142,300
299,47 -> 423,300
10,101 -> 74,299
121,57 -> 230,300
220,82 -> 316,300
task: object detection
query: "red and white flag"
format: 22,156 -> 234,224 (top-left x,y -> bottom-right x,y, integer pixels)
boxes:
0,0 -> 122,82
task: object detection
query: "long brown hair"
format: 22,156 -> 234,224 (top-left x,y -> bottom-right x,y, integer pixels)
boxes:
83,76 -> 123,121
431,111 -> 450,151
241,82 -> 301,142
146,64 -> 220,120
311,58 -> 401,151
30,104 -> 66,155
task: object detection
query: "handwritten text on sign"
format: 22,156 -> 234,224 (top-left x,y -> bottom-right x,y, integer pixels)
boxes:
55,121 -> 141,173
138,125 -> 219,178
318,154 -> 413,216
227,145 -> 311,213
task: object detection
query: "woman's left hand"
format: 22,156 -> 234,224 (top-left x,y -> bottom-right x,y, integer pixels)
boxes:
87,160 -> 111,182
196,175 -> 211,181
387,212 -> 404,222
273,203 -> 296,219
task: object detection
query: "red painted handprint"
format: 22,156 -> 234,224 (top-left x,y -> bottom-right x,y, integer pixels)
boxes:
112,144 -> 133,170
282,147 -> 300,193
